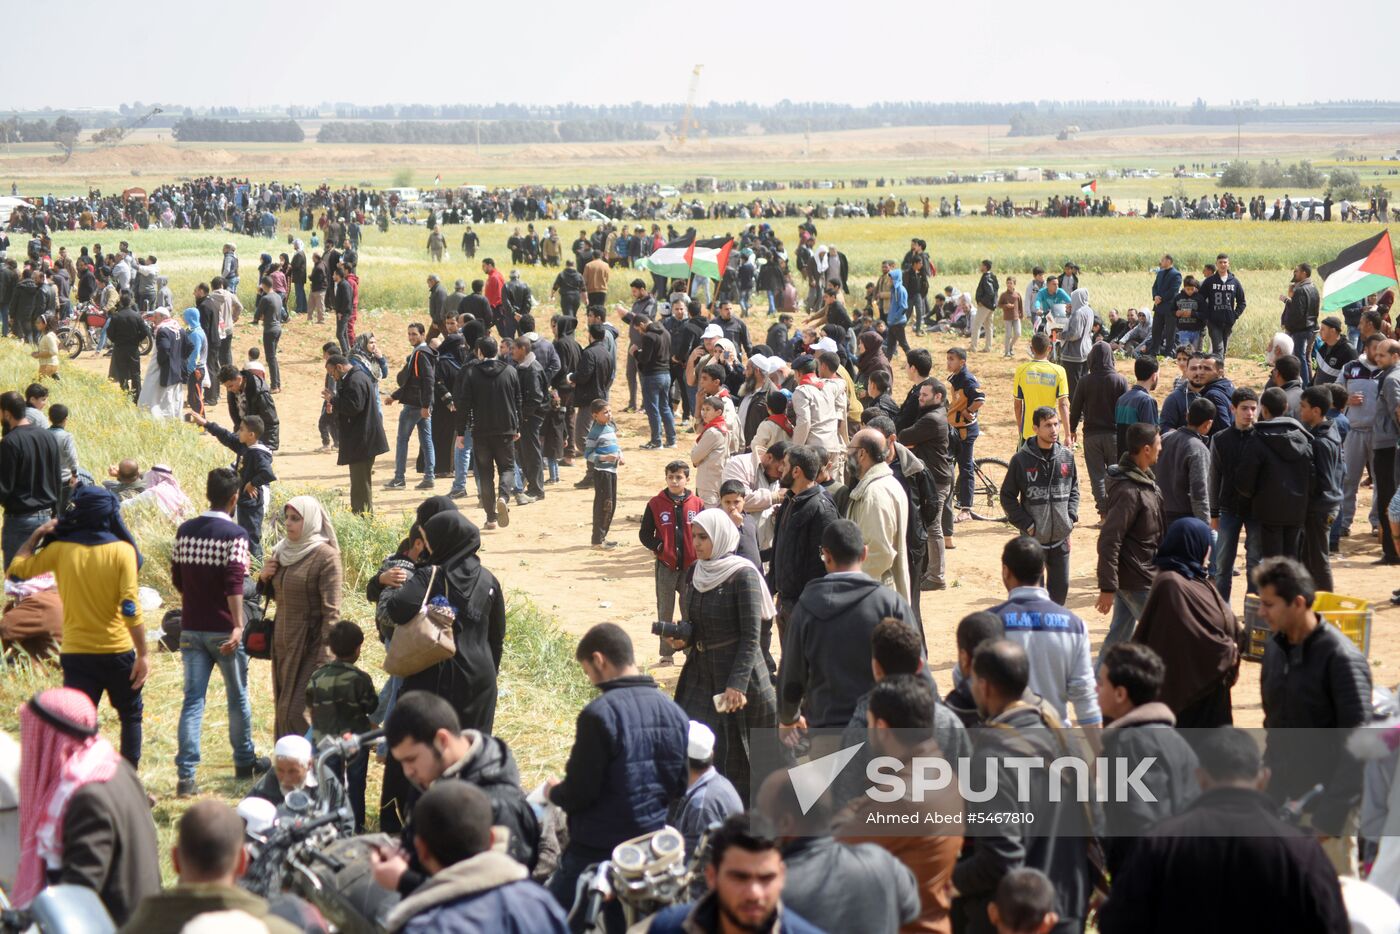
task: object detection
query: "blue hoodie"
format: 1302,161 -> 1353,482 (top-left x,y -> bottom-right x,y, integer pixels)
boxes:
886,268 -> 909,326
181,307 -> 206,376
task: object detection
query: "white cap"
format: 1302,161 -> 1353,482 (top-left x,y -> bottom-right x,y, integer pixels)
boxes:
814,337 -> 838,353
702,323 -> 723,340
748,353 -> 770,372
237,796 -> 278,836
687,721 -> 716,760
274,734 -> 313,764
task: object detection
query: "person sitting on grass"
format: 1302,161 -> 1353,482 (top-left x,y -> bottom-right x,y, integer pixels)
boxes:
306,621 -> 377,833
188,412 -> 276,559
103,459 -> 146,500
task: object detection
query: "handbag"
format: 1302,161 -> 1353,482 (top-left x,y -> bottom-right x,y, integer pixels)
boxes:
242,591 -> 274,661
382,566 -> 457,677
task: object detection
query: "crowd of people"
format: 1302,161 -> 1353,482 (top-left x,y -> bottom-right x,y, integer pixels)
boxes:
2,205 -> 1400,934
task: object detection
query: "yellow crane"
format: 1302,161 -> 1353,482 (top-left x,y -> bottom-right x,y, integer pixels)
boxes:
675,64 -> 703,146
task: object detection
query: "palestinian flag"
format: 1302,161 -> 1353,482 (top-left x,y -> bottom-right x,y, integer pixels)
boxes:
1320,229 -> 1398,311
1081,180 -> 1098,195
686,236 -> 735,281
635,232 -> 695,280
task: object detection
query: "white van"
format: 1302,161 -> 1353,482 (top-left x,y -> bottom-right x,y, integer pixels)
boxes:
382,187 -> 420,204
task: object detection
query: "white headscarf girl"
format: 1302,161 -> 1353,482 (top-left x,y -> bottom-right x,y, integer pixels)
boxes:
271,495 -> 339,566
689,508 -> 776,619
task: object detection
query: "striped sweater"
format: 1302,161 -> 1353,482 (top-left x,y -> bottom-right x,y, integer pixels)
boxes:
584,420 -> 621,473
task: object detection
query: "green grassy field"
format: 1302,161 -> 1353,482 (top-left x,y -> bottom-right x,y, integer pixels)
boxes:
0,340 -> 592,879
31,212 -> 1386,357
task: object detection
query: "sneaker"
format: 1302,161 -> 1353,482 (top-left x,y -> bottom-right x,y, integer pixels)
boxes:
662,440 -> 677,449
448,487 -> 468,499
384,477 -> 406,490
497,496 -> 511,528
592,541 -> 619,551
640,441 -> 662,450
515,492 -> 536,506
235,756 -> 272,780
414,477 -> 436,490
176,777 -> 199,798
919,579 -> 947,592
484,520 -> 499,530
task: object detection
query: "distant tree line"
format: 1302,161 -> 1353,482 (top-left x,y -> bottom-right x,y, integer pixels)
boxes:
171,119 -> 305,142
0,115 -> 82,144
317,120 -> 657,145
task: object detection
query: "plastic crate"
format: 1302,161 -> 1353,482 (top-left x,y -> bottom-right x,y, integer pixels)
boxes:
1242,591 -> 1371,663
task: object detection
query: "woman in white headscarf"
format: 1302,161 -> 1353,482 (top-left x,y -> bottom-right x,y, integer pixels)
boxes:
670,508 -> 777,802
258,496 -> 343,737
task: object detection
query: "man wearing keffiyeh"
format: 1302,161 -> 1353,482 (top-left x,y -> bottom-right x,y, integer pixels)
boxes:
14,688 -> 159,924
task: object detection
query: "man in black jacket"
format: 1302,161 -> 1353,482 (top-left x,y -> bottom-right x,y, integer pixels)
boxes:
778,519 -> 914,732
1235,387 -> 1312,559
329,355 -> 389,515
195,283 -> 221,405
106,298 -> 148,401
1098,726 -> 1346,934
218,364 -> 279,452
386,322 -> 437,491
952,640 -> 1090,934
372,691 -> 539,898
1209,387 -> 1260,601
1297,387 -> 1344,590
637,317 -> 675,449
1256,557 -> 1371,876
0,392 -> 62,567
550,261 -> 584,318
331,266 -> 354,353
510,336 -> 549,504
461,279 -> 492,330
972,259 -> 999,355
895,380 -> 954,591
425,274 -> 449,341
1199,252 -> 1247,357
769,444 -> 839,635
456,337 -> 521,530
570,323 -> 616,489
1280,262 -> 1320,384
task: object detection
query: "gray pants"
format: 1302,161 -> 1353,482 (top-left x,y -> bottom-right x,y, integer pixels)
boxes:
1082,432 -> 1118,514
1338,428 -> 1375,534
923,482 -> 950,588
655,562 -> 685,658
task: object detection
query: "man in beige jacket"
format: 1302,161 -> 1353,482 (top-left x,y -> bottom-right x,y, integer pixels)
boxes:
845,428 -> 910,601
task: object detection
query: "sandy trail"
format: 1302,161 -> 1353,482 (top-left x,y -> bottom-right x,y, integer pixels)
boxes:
75,311 -> 1397,721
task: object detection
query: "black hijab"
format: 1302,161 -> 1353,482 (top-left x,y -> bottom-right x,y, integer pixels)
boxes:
422,511 -> 485,601
399,495 -> 459,556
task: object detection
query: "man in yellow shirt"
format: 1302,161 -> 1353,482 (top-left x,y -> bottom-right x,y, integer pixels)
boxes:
8,486 -> 147,765
1012,332 -> 1071,445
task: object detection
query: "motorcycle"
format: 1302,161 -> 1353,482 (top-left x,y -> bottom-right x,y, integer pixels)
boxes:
60,303 -> 153,359
0,884 -> 114,934
567,824 -> 718,933
240,729 -> 400,934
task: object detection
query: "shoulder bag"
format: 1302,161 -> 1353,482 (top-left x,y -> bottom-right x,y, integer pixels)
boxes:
382,566 -> 457,677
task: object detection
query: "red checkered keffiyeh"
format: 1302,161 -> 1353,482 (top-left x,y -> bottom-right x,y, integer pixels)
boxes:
14,688 -> 120,907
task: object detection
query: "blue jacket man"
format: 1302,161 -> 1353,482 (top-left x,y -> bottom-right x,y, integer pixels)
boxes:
1150,259 -> 1182,354
547,624 -> 688,920
886,268 -> 909,326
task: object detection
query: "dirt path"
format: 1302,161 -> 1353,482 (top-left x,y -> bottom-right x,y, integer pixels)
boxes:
75,312 -> 1398,722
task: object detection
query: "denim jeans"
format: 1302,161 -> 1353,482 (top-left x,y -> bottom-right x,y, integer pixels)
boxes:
226,274 -> 239,297
393,406 -> 434,481
1212,510 -> 1261,603
176,630 -> 255,780
3,510 -> 51,571
62,651 -> 143,766
1349,326 -> 1361,349
451,434 -> 474,493
294,281 -> 307,314
1288,330 -> 1316,384
1207,322 -> 1231,358
1098,590 -> 1150,667
951,427 -> 978,508
641,372 -> 676,445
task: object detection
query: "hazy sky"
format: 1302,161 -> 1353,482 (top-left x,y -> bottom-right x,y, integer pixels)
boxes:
9,0 -> 1396,111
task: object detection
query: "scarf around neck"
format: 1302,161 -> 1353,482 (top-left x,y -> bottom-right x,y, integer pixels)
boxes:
689,509 -> 777,618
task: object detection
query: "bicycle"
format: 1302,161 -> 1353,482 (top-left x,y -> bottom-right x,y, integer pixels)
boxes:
967,456 -> 1011,522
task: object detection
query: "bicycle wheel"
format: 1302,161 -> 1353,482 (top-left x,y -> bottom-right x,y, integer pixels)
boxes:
138,333 -> 153,356
968,457 -> 1011,522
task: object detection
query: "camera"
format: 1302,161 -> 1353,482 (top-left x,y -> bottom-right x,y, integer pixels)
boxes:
650,620 -> 692,642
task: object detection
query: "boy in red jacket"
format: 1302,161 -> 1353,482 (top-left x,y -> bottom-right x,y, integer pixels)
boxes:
639,460 -> 704,665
